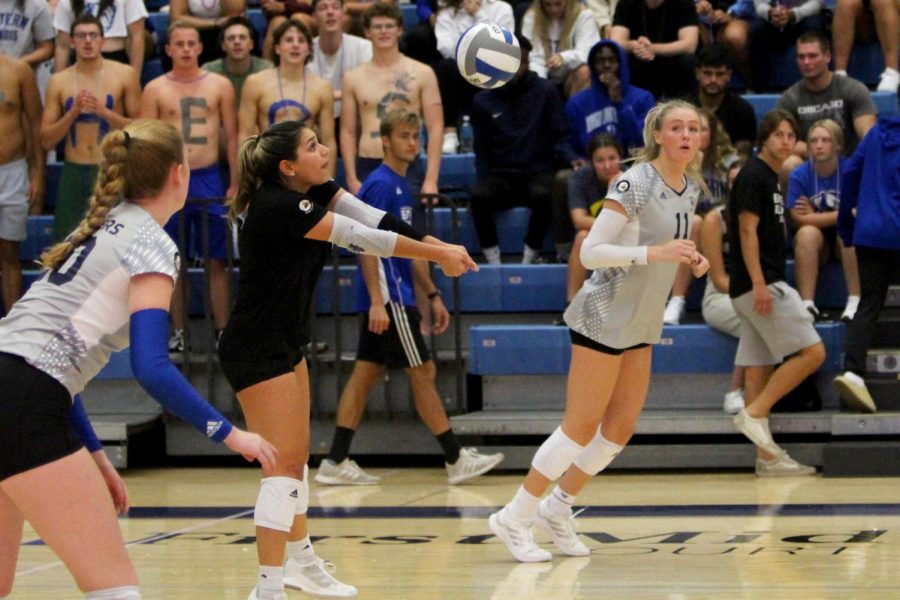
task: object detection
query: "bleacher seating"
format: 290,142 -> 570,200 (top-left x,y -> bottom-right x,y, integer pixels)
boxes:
744,91 -> 898,125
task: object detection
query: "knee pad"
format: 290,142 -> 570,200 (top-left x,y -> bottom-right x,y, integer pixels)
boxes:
255,476 -> 302,532
84,586 -> 141,599
531,427 -> 585,481
573,428 -> 624,476
294,464 -> 309,515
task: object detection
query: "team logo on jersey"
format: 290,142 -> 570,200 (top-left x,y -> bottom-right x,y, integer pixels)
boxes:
206,420 -> 223,438
401,206 -> 413,224
616,180 -> 631,193
298,199 -> 313,214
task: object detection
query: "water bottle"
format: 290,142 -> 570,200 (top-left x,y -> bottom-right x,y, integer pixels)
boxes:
458,115 -> 474,153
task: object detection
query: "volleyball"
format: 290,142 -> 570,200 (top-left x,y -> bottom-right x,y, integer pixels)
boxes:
455,22 -> 521,89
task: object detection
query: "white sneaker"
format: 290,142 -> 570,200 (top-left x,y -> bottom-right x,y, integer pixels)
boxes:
723,389 -> 745,415
803,300 -> 820,319
284,557 -> 358,597
841,295 -> 860,322
733,409 -> 782,456
247,586 -> 287,600
534,499 -> 590,556
446,447 -> 504,485
488,507 -> 553,563
442,131 -> 459,154
833,371 -> 877,413
663,297 -> 685,325
756,453 -> 816,477
168,329 -> 185,353
877,68 -> 900,93
315,458 -> 381,486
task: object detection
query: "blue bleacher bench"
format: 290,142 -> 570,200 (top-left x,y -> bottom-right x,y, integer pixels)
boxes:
744,91 -> 897,125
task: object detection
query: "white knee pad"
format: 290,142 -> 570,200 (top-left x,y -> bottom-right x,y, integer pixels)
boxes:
573,428 -> 624,476
85,586 -> 141,599
294,464 -> 309,515
531,427 -> 585,481
255,476 -> 302,532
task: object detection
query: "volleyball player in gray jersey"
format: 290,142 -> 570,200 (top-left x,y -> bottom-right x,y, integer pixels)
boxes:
490,100 -> 711,563
0,120 -> 275,600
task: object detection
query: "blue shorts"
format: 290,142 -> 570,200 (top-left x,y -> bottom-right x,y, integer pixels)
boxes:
165,164 -> 228,260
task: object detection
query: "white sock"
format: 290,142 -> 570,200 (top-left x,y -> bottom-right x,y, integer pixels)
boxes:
287,536 -> 316,564
522,245 -> 539,264
885,67 -> 899,76
483,245 -> 501,265
506,485 -> 540,523
258,566 -> 283,598
85,587 -> 141,599
546,486 -> 575,517
834,69 -> 848,77
802,299 -> 818,313
667,296 -> 685,308
845,295 -> 860,310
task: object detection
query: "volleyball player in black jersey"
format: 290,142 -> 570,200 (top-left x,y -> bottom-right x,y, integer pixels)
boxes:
217,119 -> 477,600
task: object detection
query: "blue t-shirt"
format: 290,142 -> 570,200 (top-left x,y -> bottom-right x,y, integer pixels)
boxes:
786,158 -> 845,213
353,164 -> 417,311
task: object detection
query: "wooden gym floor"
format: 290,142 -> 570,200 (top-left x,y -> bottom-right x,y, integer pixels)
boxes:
10,467 -> 900,599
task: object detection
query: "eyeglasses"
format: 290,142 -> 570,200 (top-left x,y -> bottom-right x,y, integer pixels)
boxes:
73,31 -> 102,40
367,23 -> 398,31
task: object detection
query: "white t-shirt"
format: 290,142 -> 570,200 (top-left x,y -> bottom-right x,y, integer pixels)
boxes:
434,0 -> 515,59
309,33 -> 372,115
187,0 -> 221,19
53,0 -> 147,39
0,0 -> 55,58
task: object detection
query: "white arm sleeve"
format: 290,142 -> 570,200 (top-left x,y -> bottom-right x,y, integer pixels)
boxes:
580,209 -> 648,269
332,191 -> 387,228
328,213 -> 398,258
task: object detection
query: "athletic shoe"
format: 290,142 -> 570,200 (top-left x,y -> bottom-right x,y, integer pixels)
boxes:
877,68 -> 900,93
168,329 -> 185,353
733,409 -> 782,456
723,389 -> 745,415
442,131 -> 459,154
315,458 -> 381,486
247,586 -> 287,600
755,453 -> 816,477
804,301 -> 820,320
446,447 -> 504,485
833,371 -> 877,413
284,557 -> 358,597
841,296 -> 860,322
488,507 -> 553,563
663,297 -> 685,325
534,499 -> 590,556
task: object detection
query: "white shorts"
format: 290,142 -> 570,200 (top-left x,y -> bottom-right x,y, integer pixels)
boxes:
731,281 -> 822,367
0,159 -> 29,242
701,280 -> 741,338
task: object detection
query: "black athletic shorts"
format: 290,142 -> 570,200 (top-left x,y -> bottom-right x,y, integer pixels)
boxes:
569,330 -> 649,356
220,352 -> 305,394
356,303 -> 431,369
0,352 -> 82,481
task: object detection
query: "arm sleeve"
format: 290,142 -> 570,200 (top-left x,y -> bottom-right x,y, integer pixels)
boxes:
560,11 -> 600,70
70,394 -> 103,453
755,0 -> 772,20
792,0 -> 822,20
130,309 -> 233,443
785,164 -> 806,208
53,0 -> 73,32
335,188 -> 425,240
838,133 -> 869,246
35,3 -> 56,41
434,11 -> 457,59
580,207 -> 648,268
124,0 -> 149,24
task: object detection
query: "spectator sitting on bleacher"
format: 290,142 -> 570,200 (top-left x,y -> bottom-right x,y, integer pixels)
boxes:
833,113 -> 900,413
239,20 -> 336,163
470,35 -> 577,264
141,20 -> 238,351
203,16 -> 273,108
747,0 -> 824,92
0,55 -> 44,315
309,0 -> 372,117
42,15 -> 141,242
53,0 -> 147,75
700,157 -> 748,414
728,109 -> 824,477
521,0 -> 599,98
434,0 -> 514,154
776,31 -> 877,191
169,0 -> 245,67
610,0 -> 700,100
565,40 -> 654,159
787,118 -> 860,321
0,0 -> 55,70
832,0 -> 899,93
563,133 -> 622,307
691,44 -> 757,158
340,3 -> 444,195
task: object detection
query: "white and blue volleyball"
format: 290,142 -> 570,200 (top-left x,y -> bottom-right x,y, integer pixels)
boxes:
455,23 -> 521,89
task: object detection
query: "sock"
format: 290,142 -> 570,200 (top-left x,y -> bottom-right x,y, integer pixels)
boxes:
287,536 -> 316,564
506,485 -> 540,523
545,486 -> 576,517
436,429 -> 461,464
802,300 -> 818,315
522,245 -> 539,264
483,246 -> 501,265
667,296 -> 685,308
834,69 -> 848,77
844,295 -> 860,311
257,566 -> 283,598
327,426 -> 356,463
885,67 -> 899,76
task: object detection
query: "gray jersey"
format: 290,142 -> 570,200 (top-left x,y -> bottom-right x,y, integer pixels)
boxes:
0,203 -> 179,396
564,162 -> 700,348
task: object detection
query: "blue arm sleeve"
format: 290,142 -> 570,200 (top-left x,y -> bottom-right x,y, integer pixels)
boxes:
130,309 -> 233,443
70,394 -> 103,453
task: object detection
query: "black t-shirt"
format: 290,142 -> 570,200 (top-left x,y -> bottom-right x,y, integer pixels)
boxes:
613,0 -> 699,43
692,92 -> 758,147
727,156 -> 786,298
219,181 -> 337,362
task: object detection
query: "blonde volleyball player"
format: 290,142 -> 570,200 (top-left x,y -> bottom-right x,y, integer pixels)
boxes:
489,100 -> 710,562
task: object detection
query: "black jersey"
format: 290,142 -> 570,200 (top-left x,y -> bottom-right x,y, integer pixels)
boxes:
727,156 -> 787,298
218,181 -> 336,365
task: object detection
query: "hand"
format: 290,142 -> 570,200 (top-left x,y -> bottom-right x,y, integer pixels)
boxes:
74,90 -> 96,114
633,43 -> 655,61
598,72 -> 622,102
690,252 -> 710,278
696,0 -> 712,15
547,54 -> 564,70
711,9 -> 731,24
793,197 -> 812,217
429,296 -> 450,334
649,239 -> 696,264
223,428 -> 278,471
571,158 -> 587,170
28,177 -> 45,214
92,450 -> 130,514
226,182 -> 238,200
752,282 -> 772,315
437,245 -> 478,277
368,303 -> 390,334
420,179 -> 439,200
